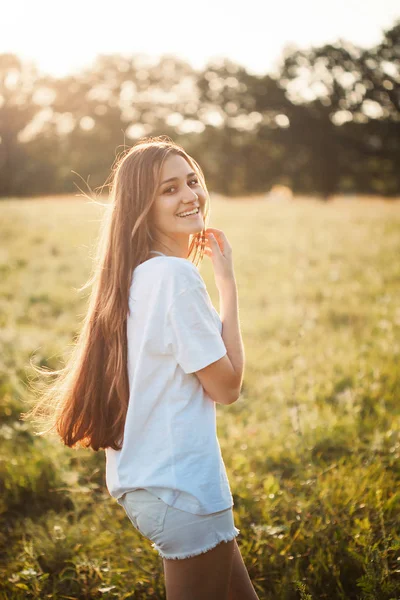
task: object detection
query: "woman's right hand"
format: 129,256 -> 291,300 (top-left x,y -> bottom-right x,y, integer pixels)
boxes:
200,228 -> 236,288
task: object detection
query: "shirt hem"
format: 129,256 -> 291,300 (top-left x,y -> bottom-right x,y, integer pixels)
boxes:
111,486 -> 233,516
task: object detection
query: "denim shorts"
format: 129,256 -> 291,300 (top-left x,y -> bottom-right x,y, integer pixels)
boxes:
118,488 -> 240,560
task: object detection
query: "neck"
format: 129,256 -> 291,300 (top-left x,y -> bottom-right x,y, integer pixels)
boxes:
149,238 -> 190,258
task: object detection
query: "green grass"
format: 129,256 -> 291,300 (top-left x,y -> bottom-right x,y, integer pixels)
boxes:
1,193 -> 400,599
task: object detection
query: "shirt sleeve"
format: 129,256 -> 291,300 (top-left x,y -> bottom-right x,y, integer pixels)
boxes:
167,285 -> 227,374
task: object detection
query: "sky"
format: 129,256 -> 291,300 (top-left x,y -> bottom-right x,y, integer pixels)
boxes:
3,0 -> 400,78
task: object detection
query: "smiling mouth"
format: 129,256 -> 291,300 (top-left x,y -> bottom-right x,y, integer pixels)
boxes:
176,207 -> 201,218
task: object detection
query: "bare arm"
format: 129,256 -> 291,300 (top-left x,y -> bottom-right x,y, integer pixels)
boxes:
194,230 -> 245,405
218,276 -> 245,393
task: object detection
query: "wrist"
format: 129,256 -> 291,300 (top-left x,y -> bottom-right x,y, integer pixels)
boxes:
216,274 -> 237,293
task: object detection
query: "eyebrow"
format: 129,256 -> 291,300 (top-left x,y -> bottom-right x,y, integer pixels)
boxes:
160,171 -> 197,187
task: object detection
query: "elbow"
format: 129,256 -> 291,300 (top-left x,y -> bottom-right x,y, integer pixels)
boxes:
212,386 -> 240,406
229,372 -> 243,405
227,384 -> 242,405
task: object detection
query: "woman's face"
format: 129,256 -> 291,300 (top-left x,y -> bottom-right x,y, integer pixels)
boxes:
150,154 -> 206,244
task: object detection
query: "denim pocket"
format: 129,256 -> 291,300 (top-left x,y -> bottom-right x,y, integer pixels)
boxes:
121,490 -> 169,540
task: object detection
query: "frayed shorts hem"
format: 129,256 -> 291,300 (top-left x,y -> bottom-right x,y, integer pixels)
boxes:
119,488 -> 240,561
152,526 -> 240,560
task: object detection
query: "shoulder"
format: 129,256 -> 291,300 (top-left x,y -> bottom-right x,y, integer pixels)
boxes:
157,257 -> 205,292
133,256 -> 206,302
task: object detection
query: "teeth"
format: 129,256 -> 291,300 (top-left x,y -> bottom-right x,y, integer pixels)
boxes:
177,208 -> 199,217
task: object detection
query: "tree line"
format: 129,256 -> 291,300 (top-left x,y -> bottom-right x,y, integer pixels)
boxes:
0,20 -> 399,199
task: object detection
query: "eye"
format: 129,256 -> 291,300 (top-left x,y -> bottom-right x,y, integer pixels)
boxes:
163,178 -> 199,194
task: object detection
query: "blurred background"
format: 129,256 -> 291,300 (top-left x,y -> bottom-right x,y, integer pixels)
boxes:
1,0 -> 399,200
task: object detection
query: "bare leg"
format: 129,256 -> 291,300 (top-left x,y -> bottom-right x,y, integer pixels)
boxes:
163,539 -> 235,600
228,538 -> 260,600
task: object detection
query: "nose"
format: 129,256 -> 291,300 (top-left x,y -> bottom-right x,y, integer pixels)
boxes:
182,185 -> 199,203
185,184 -> 199,200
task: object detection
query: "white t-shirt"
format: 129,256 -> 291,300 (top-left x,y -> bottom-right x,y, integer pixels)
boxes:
105,253 -> 234,515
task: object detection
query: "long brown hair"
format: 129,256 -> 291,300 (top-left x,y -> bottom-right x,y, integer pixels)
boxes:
23,135 -> 210,451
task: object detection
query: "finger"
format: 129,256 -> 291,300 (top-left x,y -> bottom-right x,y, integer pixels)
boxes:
195,239 -> 211,248
207,232 -> 221,251
205,231 -> 221,239
205,227 -> 223,233
205,229 -> 224,242
194,238 -> 211,248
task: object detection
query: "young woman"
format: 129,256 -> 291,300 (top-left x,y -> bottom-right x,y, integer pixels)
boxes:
26,136 -> 259,599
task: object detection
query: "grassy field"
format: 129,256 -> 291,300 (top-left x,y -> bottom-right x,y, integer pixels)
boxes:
1,193 -> 400,599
